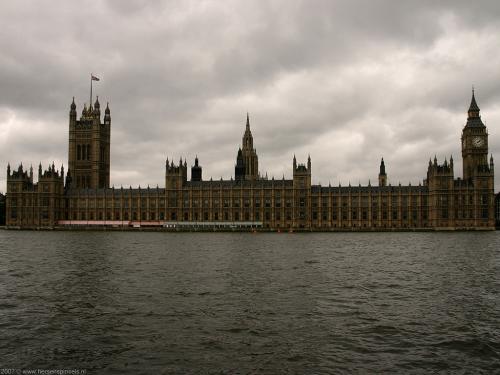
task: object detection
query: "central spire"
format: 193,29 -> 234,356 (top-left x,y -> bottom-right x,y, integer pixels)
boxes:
239,112 -> 258,180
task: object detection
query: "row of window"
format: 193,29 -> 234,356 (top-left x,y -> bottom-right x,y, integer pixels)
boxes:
77,144 -> 91,161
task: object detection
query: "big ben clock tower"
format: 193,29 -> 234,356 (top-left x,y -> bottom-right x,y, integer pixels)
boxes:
461,90 -> 489,180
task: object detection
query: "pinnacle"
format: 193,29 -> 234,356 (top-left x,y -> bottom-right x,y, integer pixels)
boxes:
468,89 -> 480,112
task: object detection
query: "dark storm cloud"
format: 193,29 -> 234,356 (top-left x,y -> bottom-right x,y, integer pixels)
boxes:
1,0 -> 500,193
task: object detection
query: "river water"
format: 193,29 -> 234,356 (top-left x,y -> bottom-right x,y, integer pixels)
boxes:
0,231 -> 499,374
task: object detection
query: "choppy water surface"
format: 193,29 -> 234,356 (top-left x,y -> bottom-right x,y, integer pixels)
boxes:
0,231 -> 499,374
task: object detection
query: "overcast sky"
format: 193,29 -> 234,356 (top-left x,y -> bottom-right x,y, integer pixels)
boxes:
1,0 -> 500,193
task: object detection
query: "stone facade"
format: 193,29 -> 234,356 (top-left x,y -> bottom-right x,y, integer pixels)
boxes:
496,192 -> 500,228
0,193 -> 5,226
5,92 -> 496,230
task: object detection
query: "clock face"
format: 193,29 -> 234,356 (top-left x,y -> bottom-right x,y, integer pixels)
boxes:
472,136 -> 484,148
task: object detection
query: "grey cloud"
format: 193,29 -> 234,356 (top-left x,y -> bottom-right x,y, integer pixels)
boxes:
1,0 -> 500,194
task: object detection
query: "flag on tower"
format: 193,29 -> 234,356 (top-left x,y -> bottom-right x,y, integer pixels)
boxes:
91,75 -> 100,81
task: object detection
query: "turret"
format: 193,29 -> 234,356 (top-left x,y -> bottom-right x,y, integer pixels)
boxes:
378,158 -> 387,187
235,148 -> 245,181
70,97 -> 76,121
93,96 -> 100,117
293,154 -> 296,170
104,102 -> 111,125
191,156 -> 202,182
65,168 -> 72,189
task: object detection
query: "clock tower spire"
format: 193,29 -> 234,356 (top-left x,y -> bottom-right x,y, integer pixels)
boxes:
461,89 -> 489,181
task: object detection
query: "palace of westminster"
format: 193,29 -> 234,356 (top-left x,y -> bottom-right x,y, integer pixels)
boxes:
4,91 -> 498,230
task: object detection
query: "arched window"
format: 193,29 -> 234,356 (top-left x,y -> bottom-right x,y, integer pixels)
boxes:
82,144 -> 86,161
87,144 -> 91,160
77,145 -> 81,160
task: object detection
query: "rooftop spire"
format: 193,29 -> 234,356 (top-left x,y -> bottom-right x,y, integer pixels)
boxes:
466,88 -> 484,127
246,112 -> 250,130
469,88 -> 480,113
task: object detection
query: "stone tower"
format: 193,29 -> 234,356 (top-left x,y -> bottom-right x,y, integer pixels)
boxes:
241,113 -> 259,180
461,90 -> 489,181
68,97 -> 111,189
460,90 -> 495,227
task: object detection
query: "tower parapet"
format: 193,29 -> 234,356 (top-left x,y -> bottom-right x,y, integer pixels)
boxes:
165,158 -> 187,189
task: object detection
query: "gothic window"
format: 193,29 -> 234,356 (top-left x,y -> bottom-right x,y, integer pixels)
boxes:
87,144 -> 91,160
82,145 -> 86,160
77,145 -> 81,160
